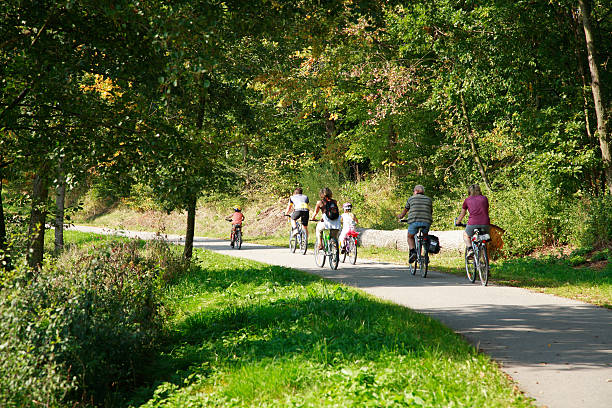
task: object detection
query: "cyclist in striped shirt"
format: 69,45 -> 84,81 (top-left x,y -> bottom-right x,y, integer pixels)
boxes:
397,185 -> 433,263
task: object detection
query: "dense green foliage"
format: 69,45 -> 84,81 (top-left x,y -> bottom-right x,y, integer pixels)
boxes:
1,0 -> 611,264
0,233 -> 188,407
128,249 -> 531,407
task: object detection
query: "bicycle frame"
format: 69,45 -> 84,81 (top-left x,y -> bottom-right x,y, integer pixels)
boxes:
470,229 -> 489,285
413,228 -> 429,277
315,228 -> 339,270
456,220 -> 490,286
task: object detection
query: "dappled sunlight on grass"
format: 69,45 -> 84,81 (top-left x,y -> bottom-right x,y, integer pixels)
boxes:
127,250 -> 532,407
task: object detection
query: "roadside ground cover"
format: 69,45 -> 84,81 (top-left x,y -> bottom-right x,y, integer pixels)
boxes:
3,230 -> 190,407
186,233 -> 612,310
69,201 -> 612,310
127,248 -> 532,407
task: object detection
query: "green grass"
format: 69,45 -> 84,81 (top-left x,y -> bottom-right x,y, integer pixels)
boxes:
491,257 -> 612,308
241,235 -> 612,309
44,229 -> 132,255
126,249 -> 531,407
351,246 -> 612,309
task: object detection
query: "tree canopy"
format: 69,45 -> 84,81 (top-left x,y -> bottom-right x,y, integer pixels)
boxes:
1,0 -> 610,265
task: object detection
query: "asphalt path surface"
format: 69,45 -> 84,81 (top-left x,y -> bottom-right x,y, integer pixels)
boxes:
69,226 -> 612,408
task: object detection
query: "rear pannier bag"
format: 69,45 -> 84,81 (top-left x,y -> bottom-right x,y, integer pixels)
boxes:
427,235 -> 441,254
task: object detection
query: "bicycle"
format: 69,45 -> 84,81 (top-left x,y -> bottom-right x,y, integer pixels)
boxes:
454,221 -> 490,286
400,219 -> 429,277
341,229 -> 358,265
312,220 -> 339,270
285,214 -> 308,255
228,222 -> 242,250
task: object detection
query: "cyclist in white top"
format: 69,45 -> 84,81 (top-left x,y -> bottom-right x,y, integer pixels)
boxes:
339,202 -> 358,250
285,187 -> 309,242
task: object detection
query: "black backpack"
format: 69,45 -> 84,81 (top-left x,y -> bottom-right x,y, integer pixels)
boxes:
324,199 -> 339,220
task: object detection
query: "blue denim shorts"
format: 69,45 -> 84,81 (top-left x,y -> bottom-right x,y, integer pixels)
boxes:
408,222 -> 430,235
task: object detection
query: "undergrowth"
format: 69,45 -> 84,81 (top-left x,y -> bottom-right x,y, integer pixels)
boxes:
0,232 -> 190,407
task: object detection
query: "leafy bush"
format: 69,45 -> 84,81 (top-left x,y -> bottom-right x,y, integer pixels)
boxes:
0,238 -> 187,407
0,263 -> 75,407
591,249 -> 610,262
489,185 -> 569,255
339,174 -> 404,230
568,195 -> 612,249
123,182 -> 159,212
298,163 -> 342,203
565,255 -> 587,267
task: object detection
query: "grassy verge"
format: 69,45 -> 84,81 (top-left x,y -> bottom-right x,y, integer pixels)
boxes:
352,246 -> 612,309
239,235 -> 612,309
127,249 -> 531,407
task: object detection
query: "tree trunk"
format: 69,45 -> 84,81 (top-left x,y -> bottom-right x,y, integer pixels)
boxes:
325,117 -> 336,138
183,196 -> 196,260
388,121 -> 398,179
182,76 -> 207,260
0,176 -> 11,272
460,93 -> 493,191
54,170 -> 66,252
27,172 -> 49,271
571,9 -> 593,139
579,0 -> 611,193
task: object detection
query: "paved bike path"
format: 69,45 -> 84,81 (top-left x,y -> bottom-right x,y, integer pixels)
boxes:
69,226 -> 612,408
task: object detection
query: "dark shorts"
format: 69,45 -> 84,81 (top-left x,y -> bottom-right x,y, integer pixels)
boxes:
465,224 -> 489,237
291,210 -> 309,226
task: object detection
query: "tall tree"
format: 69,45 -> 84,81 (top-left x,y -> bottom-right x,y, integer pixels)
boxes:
579,0 -> 611,193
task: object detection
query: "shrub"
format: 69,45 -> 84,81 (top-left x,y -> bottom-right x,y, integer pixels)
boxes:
489,185 -> 569,255
298,163 -> 342,203
0,238 -> 186,407
339,174 -> 404,230
0,263 -> 75,407
591,249 -> 610,262
568,195 -> 612,249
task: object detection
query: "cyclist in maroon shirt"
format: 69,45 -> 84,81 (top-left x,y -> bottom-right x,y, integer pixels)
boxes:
455,184 -> 490,257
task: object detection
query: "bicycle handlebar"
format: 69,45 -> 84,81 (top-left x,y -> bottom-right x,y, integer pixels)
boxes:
399,219 -> 409,223
454,217 -> 467,227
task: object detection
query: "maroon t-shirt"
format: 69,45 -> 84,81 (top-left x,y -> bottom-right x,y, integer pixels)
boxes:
462,195 -> 490,225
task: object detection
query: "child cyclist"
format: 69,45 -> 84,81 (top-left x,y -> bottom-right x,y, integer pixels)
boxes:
225,206 -> 245,248
339,202 -> 358,251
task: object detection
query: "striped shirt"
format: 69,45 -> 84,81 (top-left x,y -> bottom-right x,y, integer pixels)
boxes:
405,194 -> 433,224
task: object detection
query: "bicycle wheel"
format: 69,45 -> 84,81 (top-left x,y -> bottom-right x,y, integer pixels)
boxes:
409,249 -> 417,275
341,239 -> 347,263
315,244 -> 326,267
349,237 -> 357,265
300,229 -> 308,255
419,240 -> 428,278
329,238 -> 339,270
289,230 -> 297,253
235,230 -> 242,250
465,248 -> 477,283
478,244 -> 489,286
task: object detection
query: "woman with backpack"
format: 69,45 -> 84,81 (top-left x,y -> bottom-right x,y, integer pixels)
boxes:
311,187 -> 341,250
